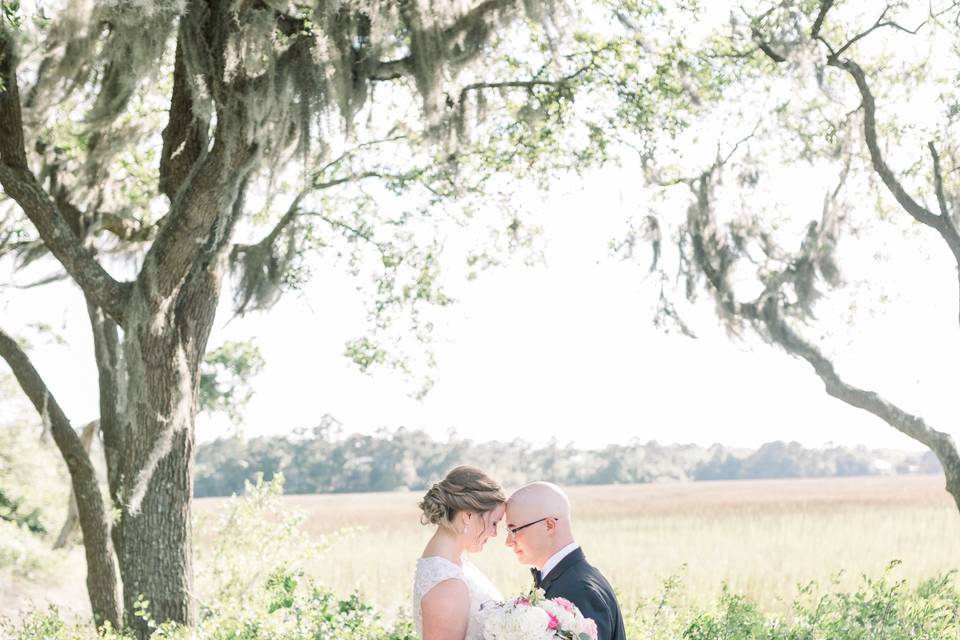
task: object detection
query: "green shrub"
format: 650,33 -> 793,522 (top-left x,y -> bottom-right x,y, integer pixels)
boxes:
623,563 -> 960,640
0,415 -> 70,538
7,567 -> 959,640
3,572 -> 415,640
192,473 -> 332,619
0,519 -> 59,576
4,470 -> 958,640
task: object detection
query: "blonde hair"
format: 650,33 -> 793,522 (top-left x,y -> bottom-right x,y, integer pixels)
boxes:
418,465 -> 505,530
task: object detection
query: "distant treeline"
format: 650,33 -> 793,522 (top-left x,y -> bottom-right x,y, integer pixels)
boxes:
194,426 -> 943,497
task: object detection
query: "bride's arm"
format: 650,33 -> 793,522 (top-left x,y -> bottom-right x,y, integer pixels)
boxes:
421,578 -> 470,640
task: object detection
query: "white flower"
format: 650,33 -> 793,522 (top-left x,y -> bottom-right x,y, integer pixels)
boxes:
482,599 -> 555,640
539,599 -> 576,631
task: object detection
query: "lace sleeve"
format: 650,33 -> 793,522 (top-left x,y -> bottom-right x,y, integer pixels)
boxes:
414,557 -> 465,606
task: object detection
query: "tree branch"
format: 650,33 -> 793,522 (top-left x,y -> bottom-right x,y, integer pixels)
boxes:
750,27 -> 787,63
811,0 -> 834,39
0,327 -> 122,626
0,30 -> 131,324
0,29 -> 27,169
142,135 -> 256,304
301,211 -> 393,258
830,7 -> 926,60
760,301 -> 960,511
829,56 -> 960,324
0,165 -> 134,323
828,59 -> 941,228
459,60 -> 595,98
97,212 -> 160,243
54,419 -> 99,550
235,167 -> 418,257
159,37 -> 210,202
741,7 -> 786,63
86,302 -> 125,519
369,0 -> 515,83
442,0 -> 512,43
929,141 -> 952,219
369,56 -> 413,81
674,157 -> 960,511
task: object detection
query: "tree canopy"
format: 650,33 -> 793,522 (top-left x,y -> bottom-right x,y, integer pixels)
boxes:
3,0 -> 960,634
0,0 -> 605,632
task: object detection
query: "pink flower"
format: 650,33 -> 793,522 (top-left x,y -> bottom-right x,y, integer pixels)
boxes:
553,597 -> 576,613
513,596 -> 530,606
583,618 -> 598,640
546,613 -> 560,631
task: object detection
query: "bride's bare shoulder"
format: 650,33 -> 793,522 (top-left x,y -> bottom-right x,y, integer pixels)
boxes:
420,578 -> 470,638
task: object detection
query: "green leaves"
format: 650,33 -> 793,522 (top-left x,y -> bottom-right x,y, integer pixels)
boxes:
0,489 -> 46,534
0,1 -> 20,29
199,341 -> 266,424
266,569 -> 299,613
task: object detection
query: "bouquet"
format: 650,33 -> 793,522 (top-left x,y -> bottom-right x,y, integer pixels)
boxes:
480,589 -> 599,640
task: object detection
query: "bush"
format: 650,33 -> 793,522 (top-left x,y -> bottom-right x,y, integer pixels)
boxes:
0,519 -> 58,576
624,562 -> 960,640
4,471 -> 958,640
6,563 -> 958,640
0,414 -> 71,539
2,573 -> 416,640
192,472 -> 332,618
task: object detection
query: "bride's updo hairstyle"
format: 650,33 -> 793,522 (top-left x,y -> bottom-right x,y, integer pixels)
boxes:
418,465 -> 505,531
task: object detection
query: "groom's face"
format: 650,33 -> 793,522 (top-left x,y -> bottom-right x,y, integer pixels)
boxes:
504,502 -> 551,567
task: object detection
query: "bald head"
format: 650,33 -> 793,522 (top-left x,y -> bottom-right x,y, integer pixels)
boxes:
508,482 -> 571,522
504,482 -> 575,568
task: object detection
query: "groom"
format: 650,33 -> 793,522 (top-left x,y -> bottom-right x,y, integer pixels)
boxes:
505,482 -> 627,640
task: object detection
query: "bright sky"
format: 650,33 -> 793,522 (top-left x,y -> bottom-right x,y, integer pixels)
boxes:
2,1 -> 957,453
2,161 -> 956,452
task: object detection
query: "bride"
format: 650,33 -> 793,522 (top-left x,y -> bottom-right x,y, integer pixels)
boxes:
413,465 -> 506,640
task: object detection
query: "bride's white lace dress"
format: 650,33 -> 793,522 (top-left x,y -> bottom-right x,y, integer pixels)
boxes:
413,556 -> 503,640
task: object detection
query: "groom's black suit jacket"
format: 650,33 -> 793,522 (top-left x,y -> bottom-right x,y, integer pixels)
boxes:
538,548 -> 627,640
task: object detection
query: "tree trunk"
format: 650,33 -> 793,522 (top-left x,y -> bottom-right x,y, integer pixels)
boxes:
86,301 -> 129,598
53,419 -> 99,549
111,189 -> 239,636
113,291 -> 198,634
0,330 -> 122,628
118,424 -> 195,633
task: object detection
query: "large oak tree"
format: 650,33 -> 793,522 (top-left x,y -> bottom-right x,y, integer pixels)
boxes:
0,0 -> 598,633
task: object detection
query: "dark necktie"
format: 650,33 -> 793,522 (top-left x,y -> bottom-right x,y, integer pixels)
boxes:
531,567 -> 542,588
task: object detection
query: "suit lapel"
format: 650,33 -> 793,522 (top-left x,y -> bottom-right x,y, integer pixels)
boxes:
540,547 -> 585,593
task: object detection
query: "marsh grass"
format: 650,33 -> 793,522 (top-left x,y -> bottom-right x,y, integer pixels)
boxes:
194,475 -> 960,615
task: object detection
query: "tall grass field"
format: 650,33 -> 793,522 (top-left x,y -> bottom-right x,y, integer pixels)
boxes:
3,474 -> 958,637
192,475 -> 958,615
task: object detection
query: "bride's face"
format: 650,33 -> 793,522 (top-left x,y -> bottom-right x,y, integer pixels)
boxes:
461,504 -> 506,553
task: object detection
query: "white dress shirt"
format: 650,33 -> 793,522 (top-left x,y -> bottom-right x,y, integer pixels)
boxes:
540,542 -> 580,580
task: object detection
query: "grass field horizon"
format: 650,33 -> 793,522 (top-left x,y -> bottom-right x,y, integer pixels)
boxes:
194,474 -> 959,617
4,475 -> 957,622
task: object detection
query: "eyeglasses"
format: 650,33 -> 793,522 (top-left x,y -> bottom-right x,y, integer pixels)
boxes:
506,516 -> 557,537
